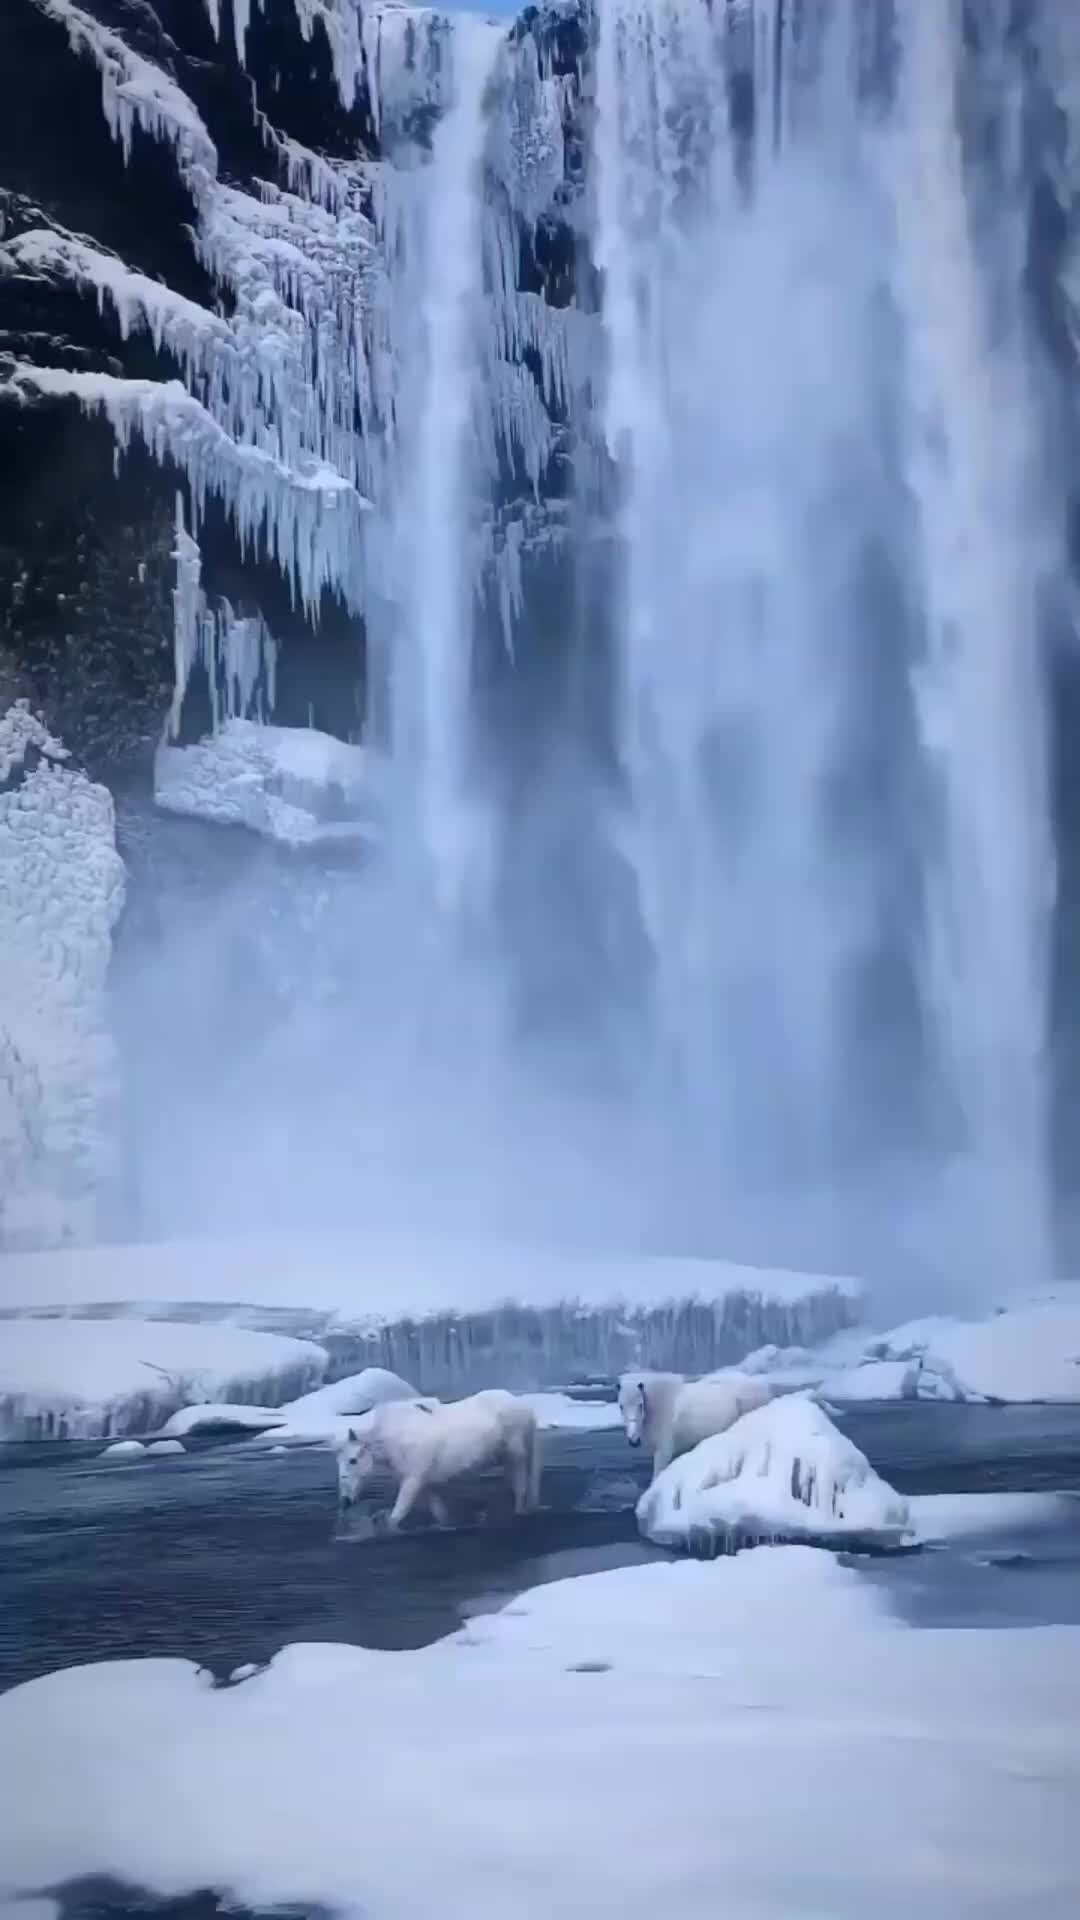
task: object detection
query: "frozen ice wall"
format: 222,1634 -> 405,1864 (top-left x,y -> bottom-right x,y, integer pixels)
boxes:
0,704 -> 125,1248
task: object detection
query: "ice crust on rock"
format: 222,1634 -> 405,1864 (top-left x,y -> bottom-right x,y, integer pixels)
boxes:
868,1297 -> 1080,1403
160,1366 -> 418,1441
0,704 -> 125,1252
636,1394 -> 912,1554
0,1318 -> 327,1441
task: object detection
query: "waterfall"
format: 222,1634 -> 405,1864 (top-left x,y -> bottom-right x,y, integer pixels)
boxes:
371,16 -> 503,921
18,0 -> 1068,1302
889,0 -> 1055,1283
590,0 -> 1058,1286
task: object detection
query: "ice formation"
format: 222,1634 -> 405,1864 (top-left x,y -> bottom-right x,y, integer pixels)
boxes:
636,1395 -> 912,1553
2,1548 -> 1079,1918
154,717 -> 379,847
0,1234 -> 861,1393
0,704 -> 125,1251
0,1317 -> 327,1441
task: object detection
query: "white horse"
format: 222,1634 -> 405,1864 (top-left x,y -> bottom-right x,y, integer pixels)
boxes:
336,1388 -> 543,1530
617,1369 -> 772,1480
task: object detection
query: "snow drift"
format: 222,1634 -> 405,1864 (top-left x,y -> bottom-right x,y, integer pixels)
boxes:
0,1318 -> 327,1441
636,1395 -> 912,1554
1,1547 -> 1078,1918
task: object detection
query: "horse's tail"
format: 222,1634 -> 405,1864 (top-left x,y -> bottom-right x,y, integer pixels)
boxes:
527,1412 -> 544,1511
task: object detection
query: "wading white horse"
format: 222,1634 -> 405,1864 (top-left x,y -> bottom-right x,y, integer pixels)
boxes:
336,1388 -> 543,1530
617,1370 -> 772,1480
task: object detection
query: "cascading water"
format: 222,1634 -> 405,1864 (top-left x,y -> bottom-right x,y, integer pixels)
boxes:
371,16 -> 503,921
888,0 -> 1056,1284
588,0 -> 1059,1289
14,0 -> 1070,1305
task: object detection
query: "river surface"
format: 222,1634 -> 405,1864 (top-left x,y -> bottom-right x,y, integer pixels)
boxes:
4,1403 -> 1080,1696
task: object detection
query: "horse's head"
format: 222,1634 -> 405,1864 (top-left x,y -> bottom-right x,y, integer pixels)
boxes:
618,1376 -> 649,1447
336,1425 -> 376,1505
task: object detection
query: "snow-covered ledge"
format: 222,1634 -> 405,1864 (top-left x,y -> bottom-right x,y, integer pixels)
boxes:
0,703 -> 125,1249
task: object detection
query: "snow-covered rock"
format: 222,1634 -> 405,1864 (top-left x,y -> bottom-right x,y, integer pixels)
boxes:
154,720 -> 381,849
816,1358 -> 923,1402
0,703 -> 125,1251
99,1439 -> 146,1460
145,1439 -> 185,1457
0,1233 -> 861,1392
1,1547 -> 1078,1918
0,1318 -> 327,1441
162,1367 -> 419,1444
870,1297 -> 1080,1403
636,1395 -> 912,1554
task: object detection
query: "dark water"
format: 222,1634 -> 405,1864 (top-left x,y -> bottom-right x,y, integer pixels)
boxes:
3,1404 -> 1080,1696
3,1406 -> 1080,1920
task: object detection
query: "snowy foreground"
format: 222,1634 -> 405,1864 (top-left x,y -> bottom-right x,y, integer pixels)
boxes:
0,1319 -> 326,1441
1,1546 -> 1077,1919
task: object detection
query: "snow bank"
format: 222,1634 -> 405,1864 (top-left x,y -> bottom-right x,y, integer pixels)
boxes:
154,719 -> 380,848
909,1492 -> 1080,1543
816,1358 -> 923,1402
0,1319 -> 327,1441
870,1297 -> 1080,1403
2,1548 -> 1078,1918
637,1396 -> 912,1554
0,703 -> 125,1252
0,1233 -> 861,1392
161,1366 -> 419,1443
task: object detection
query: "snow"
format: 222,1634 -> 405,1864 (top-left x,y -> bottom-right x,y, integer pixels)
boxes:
909,1492 -> 1080,1543
0,1233 -> 861,1391
636,1395 -> 913,1554
154,718 -> 380,848
158,1402 -> 285,1439
161,1367 -> 420,1443
0,703 -> 125,1252
0,1319 -> 327,1441
816,1357 -> 923,1402
1,1548 -> 1078,1918
870,1297 -> 1080,1403
145,1439 -> 185,1456
519,1391 -> 621,1432
99,1439 -> 146,1459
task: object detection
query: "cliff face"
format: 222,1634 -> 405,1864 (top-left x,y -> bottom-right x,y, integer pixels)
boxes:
0,0 -> 587,769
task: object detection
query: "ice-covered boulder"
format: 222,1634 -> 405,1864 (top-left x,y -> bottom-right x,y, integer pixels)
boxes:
154,720 -> 380,849
100,1440 -> 146,1460
636,1394 -> 912,1554
0,1318 -> 327,1441
0,703 -> 125,1250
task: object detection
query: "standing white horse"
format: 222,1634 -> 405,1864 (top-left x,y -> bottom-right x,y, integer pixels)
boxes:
617,1370 -> 772,1480
336,1388 -> 543,1529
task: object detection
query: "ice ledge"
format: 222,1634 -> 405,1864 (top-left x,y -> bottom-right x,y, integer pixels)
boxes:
0,1233 -> 861,1394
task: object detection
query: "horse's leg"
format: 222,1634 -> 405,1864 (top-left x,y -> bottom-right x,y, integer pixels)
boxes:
651,1439 -> 674,1480
388,1472 -> 425,1531
427,1489 -> 452,1529
508,1441 -> 529,1515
